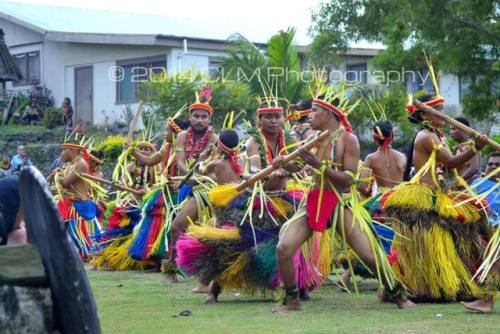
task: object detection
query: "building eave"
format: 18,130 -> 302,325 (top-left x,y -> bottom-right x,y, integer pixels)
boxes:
0,11 -> 47,35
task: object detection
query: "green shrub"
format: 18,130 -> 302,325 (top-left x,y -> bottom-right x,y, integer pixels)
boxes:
43,107 -> 64,129
96,135 -> 127,160
481,134 -> 500,156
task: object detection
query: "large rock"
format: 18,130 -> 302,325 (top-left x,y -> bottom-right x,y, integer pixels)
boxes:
0,286 -> 56,334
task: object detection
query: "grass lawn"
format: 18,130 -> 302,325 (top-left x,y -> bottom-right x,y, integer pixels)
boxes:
88,271 -> 499,334
0,124 -> 50,134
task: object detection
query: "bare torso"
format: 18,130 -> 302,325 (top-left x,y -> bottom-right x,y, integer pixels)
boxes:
61,158 -> 91,200
207,159 -> 241,185
413,129 -> 444,187
365,148 -> 406,188
246,136 -> 288,192
314,129 -> 358,194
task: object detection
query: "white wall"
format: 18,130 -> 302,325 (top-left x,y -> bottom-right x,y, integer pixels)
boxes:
169,47 -> 225,74
59,43 -> 171,124
439,74 -> 461,112
0,17 -> 42,46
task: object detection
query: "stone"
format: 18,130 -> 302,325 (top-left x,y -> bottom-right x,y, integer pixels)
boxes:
0,285 -> 56,334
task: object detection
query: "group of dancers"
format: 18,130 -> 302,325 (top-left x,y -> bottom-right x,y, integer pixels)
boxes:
51,70 -> 499,314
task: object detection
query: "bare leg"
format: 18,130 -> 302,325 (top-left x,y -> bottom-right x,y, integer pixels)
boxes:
277,216 -> 312,310
7,227 -> 27,245
339,208 -> 415,309
171,197 -> 199,242
165,197 -> 199,284
205,281 -> 221,304
192,283 -> 210,293
463,259 -> 499,314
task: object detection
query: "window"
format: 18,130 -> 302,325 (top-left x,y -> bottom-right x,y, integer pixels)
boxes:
208,58 -> 223,79
406,70 -> 435,93
346,63 -> 367,83
13,51 -> 40,86
116,55 -> 167,103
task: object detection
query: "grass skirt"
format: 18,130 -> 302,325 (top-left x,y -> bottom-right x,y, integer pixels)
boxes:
57,198 -> 102,260
92,202 -> 150,270
382,183 -> 490,301
176,188 -> 325,294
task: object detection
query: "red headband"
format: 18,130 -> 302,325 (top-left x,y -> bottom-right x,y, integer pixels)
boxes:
61,143 -> 86,151
257,107 -> 284,115
312,99 -> 353,133
217,138 -> 242,175
189,103 -> 213,115
406,97 -> 445,113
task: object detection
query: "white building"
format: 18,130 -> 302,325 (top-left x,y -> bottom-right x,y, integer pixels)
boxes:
0,1 -> 464,125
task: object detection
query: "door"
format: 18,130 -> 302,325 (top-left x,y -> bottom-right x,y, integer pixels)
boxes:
74,66 -> 93,125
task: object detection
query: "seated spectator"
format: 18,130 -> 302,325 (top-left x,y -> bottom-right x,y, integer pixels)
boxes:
10,145 -> 33,175
22,99 -> 41,124
0,155 -> 10,178
0,175 -> 27,245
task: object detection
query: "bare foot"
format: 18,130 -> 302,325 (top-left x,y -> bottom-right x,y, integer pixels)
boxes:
205,282 -> 220,304
464,297 -> 494,314
205,294 -> 217,304
278,297 -> 302,312
192,284 -> 210,293
163,273 -> 178,284
397,298 -> 416,309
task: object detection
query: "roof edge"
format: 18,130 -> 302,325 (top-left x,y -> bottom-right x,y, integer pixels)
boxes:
0,11 -> 46,35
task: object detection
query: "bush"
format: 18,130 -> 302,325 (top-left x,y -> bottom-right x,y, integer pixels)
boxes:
96,135 -> 127,160
43,107 -> 64,129
481,134 -> 500,157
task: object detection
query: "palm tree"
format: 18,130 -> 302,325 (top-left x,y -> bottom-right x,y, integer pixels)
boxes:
222,28 -> 303,105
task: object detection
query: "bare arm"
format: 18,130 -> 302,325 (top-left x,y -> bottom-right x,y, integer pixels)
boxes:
324,134 -> 360,189
461,153 -> 480,181
205,160 -> 218,181
422,133 -> 477,169
357,155 -> 373,197
246,137 -> 261,173
131,150 -> 162,166
175,132 -> 188,175
58,160 -> 88,187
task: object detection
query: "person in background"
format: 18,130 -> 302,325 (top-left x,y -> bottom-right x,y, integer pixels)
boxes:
22,99 -> 41,124
62,97 -> 74,133
0,175 -> 27,246
472,152 -> 500,227
10,145 -> 33,175
0,155 -> 11,178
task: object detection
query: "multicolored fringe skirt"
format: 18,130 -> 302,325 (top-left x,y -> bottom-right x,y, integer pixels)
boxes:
382,183 -> 490,301
176,186 -> 327,294
176,222 -> 325,294
92,202 -> 149,270
57,198 -> 102,260
128,187 -> 178,261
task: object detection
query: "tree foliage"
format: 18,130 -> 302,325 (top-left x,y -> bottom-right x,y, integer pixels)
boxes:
222,27 -> 304,105
310,0 -> 499,124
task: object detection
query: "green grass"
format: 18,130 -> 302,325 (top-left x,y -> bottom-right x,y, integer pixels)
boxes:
88,271 -> 499,334
0,124 -> 50,134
